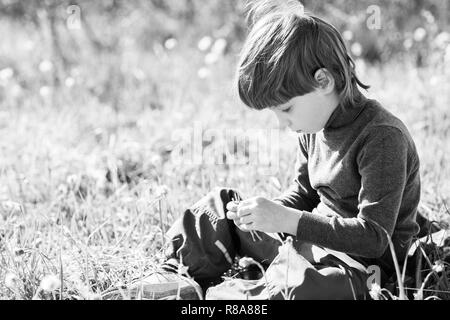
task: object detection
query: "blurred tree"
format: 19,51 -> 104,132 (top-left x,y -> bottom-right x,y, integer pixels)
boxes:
0,0 -> 448,67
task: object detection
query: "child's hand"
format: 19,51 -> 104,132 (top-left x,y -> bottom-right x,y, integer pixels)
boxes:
226,196 -> 299,234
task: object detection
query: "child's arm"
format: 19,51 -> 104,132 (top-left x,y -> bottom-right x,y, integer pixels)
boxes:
273,135 -> 320,211
237,127 -> 418,259
292,126 -> 418,258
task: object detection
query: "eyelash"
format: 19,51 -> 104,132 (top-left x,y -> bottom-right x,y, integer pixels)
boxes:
283,107 -> 292,113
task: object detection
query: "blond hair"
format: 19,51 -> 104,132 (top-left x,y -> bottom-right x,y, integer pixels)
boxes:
237,0 -> 369,110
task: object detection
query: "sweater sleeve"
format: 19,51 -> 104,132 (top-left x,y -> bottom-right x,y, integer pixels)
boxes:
273,135 -> 320,211
294,126 -> 411,258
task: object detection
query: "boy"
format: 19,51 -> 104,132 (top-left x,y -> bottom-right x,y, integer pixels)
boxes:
121,2 -> 422,300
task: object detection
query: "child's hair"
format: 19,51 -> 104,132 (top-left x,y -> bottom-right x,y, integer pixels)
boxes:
237,0 -> 369,110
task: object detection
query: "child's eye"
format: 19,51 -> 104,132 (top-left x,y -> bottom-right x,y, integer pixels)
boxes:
283,106 -> 292,113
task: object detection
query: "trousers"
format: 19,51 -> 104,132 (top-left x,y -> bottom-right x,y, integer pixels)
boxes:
165,187 -> 371,300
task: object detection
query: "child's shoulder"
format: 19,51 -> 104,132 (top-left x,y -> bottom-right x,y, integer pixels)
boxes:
358,98 -> 419,160
361,99 -> 407,129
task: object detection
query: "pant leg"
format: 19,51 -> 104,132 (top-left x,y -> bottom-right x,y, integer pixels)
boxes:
166,187 -> 370,299
164,187 -> 281,282
206,241 -> 370,300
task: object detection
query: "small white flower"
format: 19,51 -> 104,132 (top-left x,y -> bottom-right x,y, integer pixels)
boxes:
413,291 -> 423,300
432,260 -> 445,273
164,38 -> 177,50
4,272 -> 20,290
0,200 -> 22,216
66,174 -> 79,188
39,86 -> 52,97
211,38 -> 227,55
0,68 -> 14,81
39,60 -> 53,73
88,293 -> 102,300
434,32 -> 449,49
40,274 -> 60,292
238,257 -> 256,269
197,67 -> 210,79
65,77 -> 75,88
154,185 -> 169,198
413,28 -> 427,42
369,283 -> 382,300
204,52 -> 219,65
198,36 -> 212,51
351,42 -> 363,57
343,30 -> 353,41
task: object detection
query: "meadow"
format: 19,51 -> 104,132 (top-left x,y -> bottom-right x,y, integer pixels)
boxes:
0,4 -> 449,300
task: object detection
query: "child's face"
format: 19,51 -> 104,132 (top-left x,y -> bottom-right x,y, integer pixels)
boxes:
270,89 -> 337,134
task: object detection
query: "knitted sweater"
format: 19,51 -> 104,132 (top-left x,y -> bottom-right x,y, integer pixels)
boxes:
275,93 -> 421,274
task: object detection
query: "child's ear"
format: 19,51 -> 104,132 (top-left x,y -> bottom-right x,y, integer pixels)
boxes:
314,68 -> 335,94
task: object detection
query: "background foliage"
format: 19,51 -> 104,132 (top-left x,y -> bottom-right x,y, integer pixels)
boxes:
0,0 -> 449,300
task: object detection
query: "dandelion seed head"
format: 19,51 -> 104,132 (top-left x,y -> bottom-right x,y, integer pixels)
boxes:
211,38 -> 227,55
39,86 -> 52,97
369,283 -> 382,300
432,260 -> 445,273
164,38 -> 178,50
40,274 -> 60,292
198,36 -> 212,51
4,272 -> 20,289
238,257 -> 255,269
197,67 -> 210,79
0,68 -> 14,82
39,60 -> 53,73
413,28 -> 427,42
351,42 -> 363,57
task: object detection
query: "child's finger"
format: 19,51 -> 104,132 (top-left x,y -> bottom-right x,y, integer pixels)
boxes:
238,223 -> 253,233
226,210 -> 238,220
226,201 -> 238,211
237,205 -> 252,217
239,215 -> 252,225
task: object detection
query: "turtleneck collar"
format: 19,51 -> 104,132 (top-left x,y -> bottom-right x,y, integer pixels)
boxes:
323,91 -> 368,130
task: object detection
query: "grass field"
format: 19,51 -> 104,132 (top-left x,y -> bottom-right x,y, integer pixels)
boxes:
0,17 -> 449,300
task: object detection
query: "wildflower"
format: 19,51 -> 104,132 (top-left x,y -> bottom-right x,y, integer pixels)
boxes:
238,257 -> 256,269
65,77 -> 75,88
164,38 -> 177,50
10,84 -> 22,98
0,68 -> 14,83
4,272 -> 20,290
197,67 -> 210,79
434,32 -> 449,49
342,30 -> 353,41
432,260 -> 445,273
211,38 -> 227,55
39,60 -> 53,73
39,86 -> 51,97
198,36 -> 212,51
40,274 -> 60,292
369,283 -> 382,300
413,291 -> 423,300
403,38 -> 413,50
351,42 -> 363,57
34,238 -> 43,248
154,185 -> 169,198
66,174 -> 79,187
0,200 -> 22,216
177,263 -> 190,276
205,52 -> 219,65
88,293 -> 102,300
413,28 -> 427,42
